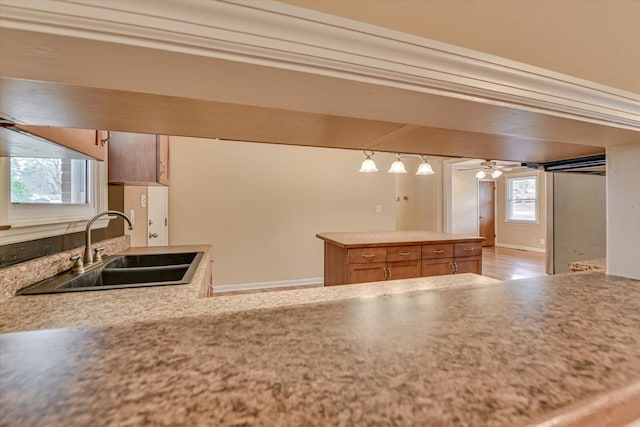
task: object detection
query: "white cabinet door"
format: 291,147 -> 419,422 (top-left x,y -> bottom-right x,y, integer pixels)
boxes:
147,186 -> 168,246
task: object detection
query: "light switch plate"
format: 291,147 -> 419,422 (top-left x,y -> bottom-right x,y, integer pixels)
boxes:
141,194 -> 146,208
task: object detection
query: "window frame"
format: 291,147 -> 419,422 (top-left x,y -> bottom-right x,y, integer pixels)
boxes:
0,157 -> 108,244
505,174 -> 539,224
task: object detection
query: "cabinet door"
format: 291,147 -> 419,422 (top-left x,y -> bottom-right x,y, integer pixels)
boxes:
422,258 -> 454,277
454,256 -> 482,275
11,125 -> 104,160
108,131 -> 157,184
387,260 -> 421,280
157,135 -> 170,186
348,262 -> 386,284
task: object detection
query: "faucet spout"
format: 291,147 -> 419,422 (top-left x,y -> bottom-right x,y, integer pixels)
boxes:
84,210 -> 133,265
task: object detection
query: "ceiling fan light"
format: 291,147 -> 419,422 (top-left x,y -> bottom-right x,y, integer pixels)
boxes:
388,154 -> 407,174
491,169 -> 503,178
475,170 -> 486,179
416,161 -> 434,175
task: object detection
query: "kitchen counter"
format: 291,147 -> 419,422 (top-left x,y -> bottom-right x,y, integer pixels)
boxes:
569,258 -> 606,272
1,271 -> 639,426
316,230 -> 484,247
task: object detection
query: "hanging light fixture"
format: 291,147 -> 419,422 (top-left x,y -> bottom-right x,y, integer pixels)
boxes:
359,150 -> 378,173
388,154 -> 408,174
416,156 -> 434,175
475,160 -> 504,180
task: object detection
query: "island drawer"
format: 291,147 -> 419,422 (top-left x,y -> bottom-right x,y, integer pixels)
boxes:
386,245 -> 421,262
421,243 -> 454,259
454,243 -> 483,258
348,247 -> 386,264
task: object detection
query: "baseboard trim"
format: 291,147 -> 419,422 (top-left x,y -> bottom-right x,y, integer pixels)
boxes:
495,243 -> 546,253
213,277 -> 324,293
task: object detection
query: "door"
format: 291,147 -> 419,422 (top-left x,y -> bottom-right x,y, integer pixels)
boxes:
455,256 -> 482,275
422,258 -> 454,277
386,260 -> 421,280
478,180 -> 495,246
147,186 -> 168,246
348,263 -> 386,284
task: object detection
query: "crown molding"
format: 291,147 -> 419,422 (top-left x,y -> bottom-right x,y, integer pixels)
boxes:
1,0 -> 638,131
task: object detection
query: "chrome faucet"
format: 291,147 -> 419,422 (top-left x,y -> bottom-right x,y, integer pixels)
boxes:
84,210 -> 133,265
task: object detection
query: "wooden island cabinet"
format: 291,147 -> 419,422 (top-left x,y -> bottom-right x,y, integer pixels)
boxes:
316,231 -> 485,286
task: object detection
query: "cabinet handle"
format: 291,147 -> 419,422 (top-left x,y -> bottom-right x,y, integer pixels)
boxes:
361,254 -> 375,259
398,251 -> 411,256
451,262 -> 458,273
432,249 -> 445,254
385,267 -> 391,280
159,160 -> 167,176
463,247 -> 476,251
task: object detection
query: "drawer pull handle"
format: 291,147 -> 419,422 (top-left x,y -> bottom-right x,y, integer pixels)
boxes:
432,249 -> 445,254
361,254 -> 375,259
398,251 -> 411,256
463,248 -> 476,251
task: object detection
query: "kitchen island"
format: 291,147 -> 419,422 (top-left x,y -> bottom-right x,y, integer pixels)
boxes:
1,271 -> 639,426
317,230 -> 485,285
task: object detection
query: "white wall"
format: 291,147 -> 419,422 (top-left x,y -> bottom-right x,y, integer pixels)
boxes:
169,137 -> 399,286
450,169 -> 479,235
607,143 -> 640,279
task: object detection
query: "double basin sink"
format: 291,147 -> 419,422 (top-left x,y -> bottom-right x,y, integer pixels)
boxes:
17,252 -> 203,295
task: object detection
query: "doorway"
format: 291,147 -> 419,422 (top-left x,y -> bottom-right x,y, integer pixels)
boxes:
478,180 -> 495,247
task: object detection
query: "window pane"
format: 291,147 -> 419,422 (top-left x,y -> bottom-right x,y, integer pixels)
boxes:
507,176 -> 537,222
10,158 -> 89,204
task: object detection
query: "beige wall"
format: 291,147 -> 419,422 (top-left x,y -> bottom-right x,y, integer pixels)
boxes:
169,137 -> 402,286
496,170 -> 546,251
607,143 -> 640,279
123,186 -> 148,248
451,169 -> 479,236
395,157 -> 443,232
281,0 -> 640,94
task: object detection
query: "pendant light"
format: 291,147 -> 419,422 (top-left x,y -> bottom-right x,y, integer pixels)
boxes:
359,150 -> 378,172
416,156 -> 434,175
388,154 -> 407,174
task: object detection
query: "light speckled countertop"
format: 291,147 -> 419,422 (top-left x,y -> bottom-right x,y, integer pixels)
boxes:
316,230 -> 484,247
1,271 -> 639,426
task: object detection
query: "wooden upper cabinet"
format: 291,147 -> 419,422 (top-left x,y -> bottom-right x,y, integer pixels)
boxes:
108,131 -> 170,186
157,135 -> 170,186
5,125 -> 105,160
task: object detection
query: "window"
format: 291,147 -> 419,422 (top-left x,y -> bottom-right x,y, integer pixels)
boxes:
0,157 -> 107,244
10,158 -> 89,204
506,175 -> 538,223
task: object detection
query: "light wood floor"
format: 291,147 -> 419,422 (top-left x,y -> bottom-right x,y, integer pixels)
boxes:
482,246 -> 546,281
215,246 -> 547,295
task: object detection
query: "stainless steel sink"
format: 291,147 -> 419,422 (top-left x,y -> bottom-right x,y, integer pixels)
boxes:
16,252 -> 203,295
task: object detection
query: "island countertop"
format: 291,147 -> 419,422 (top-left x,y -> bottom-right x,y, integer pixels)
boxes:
316,230 -> 484,248
1,271 -> 639,426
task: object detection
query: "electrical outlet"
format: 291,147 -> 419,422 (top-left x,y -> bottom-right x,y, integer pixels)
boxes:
376,204 -> 383,214
141,194 -> 146,208
540,238 -> 545,245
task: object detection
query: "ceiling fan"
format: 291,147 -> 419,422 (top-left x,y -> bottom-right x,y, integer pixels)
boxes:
457,160 -> 521,179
